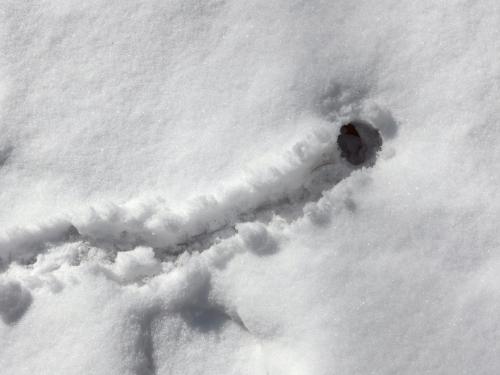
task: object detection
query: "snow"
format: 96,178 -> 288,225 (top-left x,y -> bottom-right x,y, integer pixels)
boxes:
1,0 -> 500,374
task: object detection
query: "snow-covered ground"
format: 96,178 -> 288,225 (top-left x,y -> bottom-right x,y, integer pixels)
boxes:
1,1 -> 500,374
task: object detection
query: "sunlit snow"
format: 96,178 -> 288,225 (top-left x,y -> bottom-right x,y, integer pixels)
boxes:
1,1 -> 500,374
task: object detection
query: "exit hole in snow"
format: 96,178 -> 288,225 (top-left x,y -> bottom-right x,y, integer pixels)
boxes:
337,121 -> 382,165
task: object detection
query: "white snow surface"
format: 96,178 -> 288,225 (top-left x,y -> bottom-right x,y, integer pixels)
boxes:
1,1 -> 500,374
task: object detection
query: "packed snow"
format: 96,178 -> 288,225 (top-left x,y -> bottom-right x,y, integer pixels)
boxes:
1,0 -> 500,374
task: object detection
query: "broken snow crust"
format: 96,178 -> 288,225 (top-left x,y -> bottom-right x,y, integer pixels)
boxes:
2,1 -> 500,374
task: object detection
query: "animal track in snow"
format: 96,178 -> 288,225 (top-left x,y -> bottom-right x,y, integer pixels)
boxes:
0,104 -> 395,373
0,96 -> 396,269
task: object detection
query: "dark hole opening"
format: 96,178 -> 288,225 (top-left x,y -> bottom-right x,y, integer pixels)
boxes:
337,121 -> 382,166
